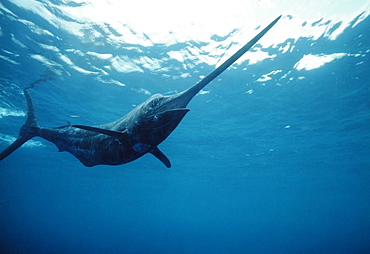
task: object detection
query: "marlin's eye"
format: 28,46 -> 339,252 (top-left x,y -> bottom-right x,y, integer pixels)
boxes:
150,98 -> 161,108
150,100 -> 157,107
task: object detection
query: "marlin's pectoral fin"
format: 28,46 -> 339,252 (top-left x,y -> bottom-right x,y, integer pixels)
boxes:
150,147 -> 171,168
72,125 -> 127,138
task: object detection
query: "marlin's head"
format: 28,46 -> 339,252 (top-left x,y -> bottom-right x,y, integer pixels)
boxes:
146,88 -> 196,112
130,91 -> 194,145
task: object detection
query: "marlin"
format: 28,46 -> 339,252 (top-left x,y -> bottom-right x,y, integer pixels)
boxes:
0,16 -> 281,168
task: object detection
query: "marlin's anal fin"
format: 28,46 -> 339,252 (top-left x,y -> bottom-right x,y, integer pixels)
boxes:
150,147 -> 171,168
72,125 -> 127,138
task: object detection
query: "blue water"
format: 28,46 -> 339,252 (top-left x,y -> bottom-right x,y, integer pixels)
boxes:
1,1 -> 370,253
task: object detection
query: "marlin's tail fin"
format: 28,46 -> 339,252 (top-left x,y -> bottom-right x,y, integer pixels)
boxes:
0,87 -> 40,160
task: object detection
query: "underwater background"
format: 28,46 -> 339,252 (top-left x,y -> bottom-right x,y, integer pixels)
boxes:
1,0 -> 369,253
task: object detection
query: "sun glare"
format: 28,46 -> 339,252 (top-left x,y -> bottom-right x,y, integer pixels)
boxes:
7,0 -> 370,47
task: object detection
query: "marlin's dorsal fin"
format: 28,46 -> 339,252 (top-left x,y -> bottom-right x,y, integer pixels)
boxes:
72,125 -> 127,138
150,147 -> 171,168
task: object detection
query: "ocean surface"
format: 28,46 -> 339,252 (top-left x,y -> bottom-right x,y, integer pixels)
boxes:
1,0 -> 369,253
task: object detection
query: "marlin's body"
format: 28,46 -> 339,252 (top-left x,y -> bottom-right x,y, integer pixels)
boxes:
0,16 -> 281,168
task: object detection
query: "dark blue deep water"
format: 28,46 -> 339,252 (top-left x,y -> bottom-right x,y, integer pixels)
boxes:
1,1 -> 369,253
